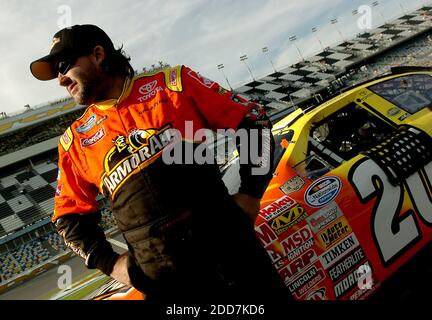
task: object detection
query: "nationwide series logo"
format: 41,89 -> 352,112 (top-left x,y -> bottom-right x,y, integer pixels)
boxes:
76,114 -> 97,133
101,124 -> 178,198
304,176 -> 341,208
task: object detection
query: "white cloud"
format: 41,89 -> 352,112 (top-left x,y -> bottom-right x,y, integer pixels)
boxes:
0,0 -> 427,114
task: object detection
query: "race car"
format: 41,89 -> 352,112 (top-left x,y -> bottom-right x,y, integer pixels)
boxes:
89,66 -> 432,300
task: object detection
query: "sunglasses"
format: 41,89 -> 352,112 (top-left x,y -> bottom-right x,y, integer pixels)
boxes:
54,56 -> 77,75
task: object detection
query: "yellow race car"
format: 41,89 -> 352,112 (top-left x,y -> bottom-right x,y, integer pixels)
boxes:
89,66 -> 432,300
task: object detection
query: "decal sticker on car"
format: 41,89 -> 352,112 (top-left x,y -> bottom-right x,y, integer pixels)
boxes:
287,264 -> 326,299
306,202 -> 344,233
304,176 -> 342,208
279,176 -> 305,195
317,216 -> 352,249
319,233 -> 360,269
269,204 -> 308,236
259,195 -> 297,221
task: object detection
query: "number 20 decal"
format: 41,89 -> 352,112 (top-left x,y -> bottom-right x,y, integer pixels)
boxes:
348,158 -> 432,267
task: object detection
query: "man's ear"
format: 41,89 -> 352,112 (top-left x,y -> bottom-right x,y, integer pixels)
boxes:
92,45 -> 106,67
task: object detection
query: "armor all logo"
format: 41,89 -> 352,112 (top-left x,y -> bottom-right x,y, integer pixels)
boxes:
102,124 -> 179,198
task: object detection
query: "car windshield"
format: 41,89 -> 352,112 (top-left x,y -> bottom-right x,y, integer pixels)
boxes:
368,74 -> 432,114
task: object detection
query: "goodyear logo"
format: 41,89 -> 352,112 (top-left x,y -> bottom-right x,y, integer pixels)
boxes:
317,216 -> 352,249
269,204 -> 308,236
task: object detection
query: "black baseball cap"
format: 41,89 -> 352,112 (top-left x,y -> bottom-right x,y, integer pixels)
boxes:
30,24 -> 115,81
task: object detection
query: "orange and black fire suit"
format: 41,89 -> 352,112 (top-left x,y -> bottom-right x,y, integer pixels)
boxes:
53,65 -> 287,301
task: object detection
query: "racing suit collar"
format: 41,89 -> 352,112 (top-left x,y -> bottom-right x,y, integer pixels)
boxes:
93,75 -> 134,110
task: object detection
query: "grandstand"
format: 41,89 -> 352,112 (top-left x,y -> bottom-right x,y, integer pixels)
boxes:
1,4 -> 432,291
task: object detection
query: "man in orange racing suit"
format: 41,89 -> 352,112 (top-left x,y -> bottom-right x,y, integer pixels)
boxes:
30,24 -> 289,302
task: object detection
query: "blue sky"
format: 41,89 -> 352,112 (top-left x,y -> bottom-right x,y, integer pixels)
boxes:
0,0 -> 428,114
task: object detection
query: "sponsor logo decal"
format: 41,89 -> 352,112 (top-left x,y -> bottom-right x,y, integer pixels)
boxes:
304,176 -> 341,208
286,238 -> 314,261
328,247 -> 366,282
188,70 -> 215,88
280,176 -> 305,195
138,98 -> 168,114
280,224 -> 313,258
317,216 -> 352,249
319,233 -> 360,269
218,86 -> 228,95
266,248 -> 284,269
259,195 -> 296,221
55,169 -> 62,197
55,184 -> 62,197
307,287 -> 327,300
269,204 -> 308,236
349,281 -> 379,300
287,265 -> 326,299
80,127 -> 105,148
279,248 -> 318,282
96,115 -> 108,126
398,113 -> 410,121
387,107 -> 401,117
307,202 -> 343,233
62,131 -> 71,145
255,222 -> 277,247
138,80 -> 164,102
333,261 -> 372,299
169,69 -> 177,87
76,114 -> 97,133
51,37 -> 61,49
102,125 -> 178,197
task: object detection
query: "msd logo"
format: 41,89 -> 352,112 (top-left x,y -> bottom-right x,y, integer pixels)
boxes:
138,80 -> 163,102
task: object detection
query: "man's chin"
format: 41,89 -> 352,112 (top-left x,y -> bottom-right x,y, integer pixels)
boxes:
72,94 -> 94,106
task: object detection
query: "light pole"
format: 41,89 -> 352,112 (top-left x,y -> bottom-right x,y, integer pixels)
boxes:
217,64 -> 233,90
399,2 -> 407,15
331,18 -> 345,43
289,35 -> 304,61
312,27 -> 325,52
240,55 -> 256,81
372,1 -> 387,25
262,47 -> 277,73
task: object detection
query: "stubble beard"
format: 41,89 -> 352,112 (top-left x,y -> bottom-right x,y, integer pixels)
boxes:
73,78 -> 97,105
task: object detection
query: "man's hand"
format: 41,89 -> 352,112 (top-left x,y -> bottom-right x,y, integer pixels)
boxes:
232,192 -> 261,223
110,252 -> 132,287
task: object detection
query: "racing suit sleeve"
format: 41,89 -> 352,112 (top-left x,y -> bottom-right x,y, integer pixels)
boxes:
182,66 -> 275,198
53,144 -> 119,275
